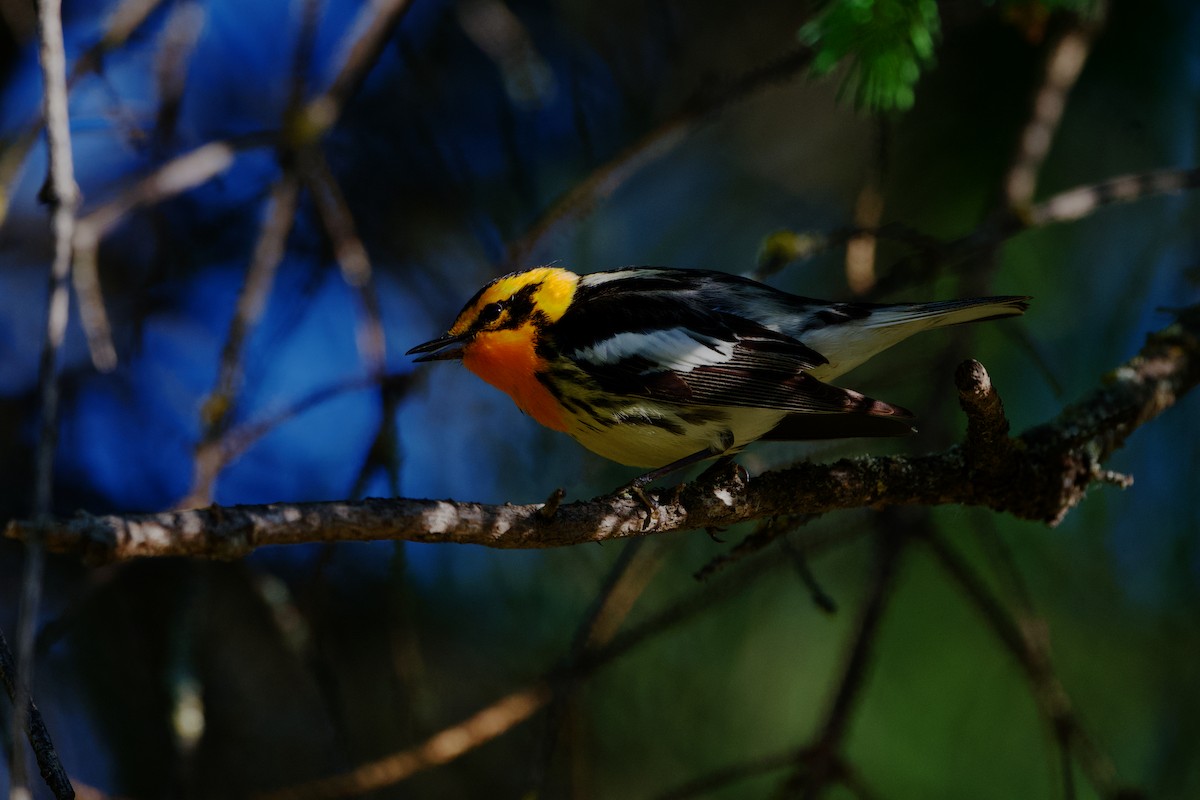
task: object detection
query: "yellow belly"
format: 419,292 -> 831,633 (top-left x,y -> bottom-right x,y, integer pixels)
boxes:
566,402 -> 785,468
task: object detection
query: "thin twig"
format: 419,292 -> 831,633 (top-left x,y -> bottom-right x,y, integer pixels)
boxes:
655,749 -> 802,800
0,630 -> 74,800
505,47 -> 815,268
530,537 -> 671,795
795,524 -> 906,799
921,529 -> 1124,799
0,0 -> 166,228
301,0 -> 417,137
258,540 -> 790,800
302,151 -> 388,372
72,134 -> 274,371
844,118 -> 889,295
858,163 -> 1200,299
1004,6 -> 1107,209
31,0 -> 78,522
693,513 -> 819,581
287,0 -> 323,113
11,0 -> 80,796
781,535 -> 839,614
150,1 -> 206,148
73,0 -> 166,83
1028,166 -> 1200,227
184,172 -> 302,507
230,374 -> 410,476
259,682 -> 554,800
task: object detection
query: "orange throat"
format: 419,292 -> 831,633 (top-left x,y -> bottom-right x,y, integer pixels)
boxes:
461,325 -> 567,432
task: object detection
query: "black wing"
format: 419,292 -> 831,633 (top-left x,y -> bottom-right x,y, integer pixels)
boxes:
550,275 -> 914,435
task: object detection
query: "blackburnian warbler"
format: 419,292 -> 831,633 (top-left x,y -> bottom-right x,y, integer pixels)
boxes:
408,267 -> 1028,484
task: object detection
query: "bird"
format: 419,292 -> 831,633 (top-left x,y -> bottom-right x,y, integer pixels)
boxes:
407,266 -> 1029,486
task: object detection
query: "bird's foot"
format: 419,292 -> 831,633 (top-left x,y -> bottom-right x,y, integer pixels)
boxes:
628,485 -> 660,530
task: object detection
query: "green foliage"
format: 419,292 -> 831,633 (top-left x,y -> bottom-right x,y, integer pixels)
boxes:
800,0 -> 941,111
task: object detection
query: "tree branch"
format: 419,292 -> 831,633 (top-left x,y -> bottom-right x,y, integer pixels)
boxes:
5,307 -> 1199,562
921,530 -> 1123,799
7,0 -> 80,793
0,630 -> 75,800
504,46 -> 815,268
1003,4 -> 1106,209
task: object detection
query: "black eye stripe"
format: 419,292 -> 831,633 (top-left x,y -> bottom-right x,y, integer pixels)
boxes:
469,281 -> 543,333
478,301 -> 505,323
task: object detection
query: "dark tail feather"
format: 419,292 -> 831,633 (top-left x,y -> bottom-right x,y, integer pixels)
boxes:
761,403 -> 917,441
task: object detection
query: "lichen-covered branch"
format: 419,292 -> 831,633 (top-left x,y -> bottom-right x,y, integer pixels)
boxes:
5,308 -> 1198,562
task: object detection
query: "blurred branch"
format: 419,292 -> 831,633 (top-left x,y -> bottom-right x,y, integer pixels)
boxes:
72,135 -> 272,372
10,305 -> 1199,560
793,526 -> 906,799
302,152 -> 387,372
261,533 -> 790,800
301,0 -> 417,136
693,513 -> 820,581
655,750 -> 806,800
260,682 -> 554,800
174,0 -> 414,505
843,118 -> 889,295
151,1 -> 205,147
1004,5 -> 1106,210
260,541 -> 660,800
348,377 -> 412,499
505,47 -> 815,268
9,0 -> 80,795
0,0 -> 165,225
529,537 -> 669,795
921,530 -> 1126,800
763,164 -> 1200,296
74,0 -> 166,80
211,373 -> 413,480
0,630 -> 74,800
1027,166 -> 1200,227
183,172 -> 302,508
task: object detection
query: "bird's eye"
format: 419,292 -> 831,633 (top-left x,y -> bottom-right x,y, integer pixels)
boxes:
478,302 -> 505,325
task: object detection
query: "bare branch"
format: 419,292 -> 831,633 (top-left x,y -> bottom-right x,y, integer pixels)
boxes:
844,118 -> 889,295
260,683 -> 553,800
655,749 -> 803,800
693,512 -> 820,581
302,152 -> 388,372
9,0 -> 80,795
183,173 -> 302,508
767,162 -> 1200,301
7,306 -> 1197,561
71,134 -> 274,372
1004,6 -> 1106,209
301,0 -> 417,137
794,526 -> 906,798
260,531 -> 792,800
505,47 -> 815,268
151,1 -> 206,147
74,0 -> 166,82
1028,166 -> 1200,227
262,540 -> 665,800
922,530 -> 1125,799
0,0 -> 166,227
32,0 -> 78,522
0,630 -> 74,800
530,538 -> 669,794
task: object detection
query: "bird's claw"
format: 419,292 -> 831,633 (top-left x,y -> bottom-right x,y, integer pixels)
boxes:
629,486 -> 659,530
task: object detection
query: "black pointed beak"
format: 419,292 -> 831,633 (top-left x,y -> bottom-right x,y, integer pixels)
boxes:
407,333 -> 468,362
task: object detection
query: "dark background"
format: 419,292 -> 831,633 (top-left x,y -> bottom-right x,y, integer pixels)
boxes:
1,0 -> 1198,797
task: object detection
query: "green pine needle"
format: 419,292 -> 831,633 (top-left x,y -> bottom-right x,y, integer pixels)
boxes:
799,0 -> 942,111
